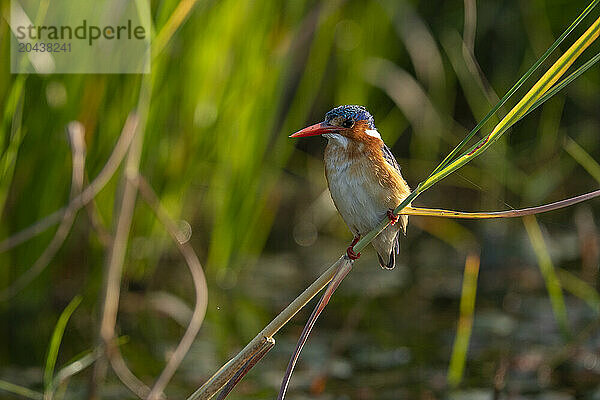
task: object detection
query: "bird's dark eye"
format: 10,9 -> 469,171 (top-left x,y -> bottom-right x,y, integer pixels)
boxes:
342,118 -> 354,128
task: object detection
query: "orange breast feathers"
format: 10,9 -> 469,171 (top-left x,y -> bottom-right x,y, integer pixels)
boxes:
364,144 -> 411,209
325,139 -> 411,211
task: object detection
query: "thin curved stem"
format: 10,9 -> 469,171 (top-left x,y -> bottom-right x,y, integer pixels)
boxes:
0,113 -> 139,253
108,347 -> 152,399
0,122 -> 86,301
277,259 -> 353,400
401,189 -> 600,219
135,175 -> 209,400
91,90 -> 149,400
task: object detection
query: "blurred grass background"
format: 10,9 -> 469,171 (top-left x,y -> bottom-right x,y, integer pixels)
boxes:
1,0 -> 600,399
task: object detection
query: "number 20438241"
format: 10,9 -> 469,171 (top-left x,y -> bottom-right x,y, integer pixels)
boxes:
18,42 -> 71,52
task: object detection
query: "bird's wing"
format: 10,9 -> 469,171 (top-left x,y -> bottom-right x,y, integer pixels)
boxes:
381,144 -> 404,250
381,143 -> 401,174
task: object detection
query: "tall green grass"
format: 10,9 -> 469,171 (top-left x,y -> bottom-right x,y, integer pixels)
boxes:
43,295 -> 82,396
448,253 -> 480,387
523,215 -> 570,338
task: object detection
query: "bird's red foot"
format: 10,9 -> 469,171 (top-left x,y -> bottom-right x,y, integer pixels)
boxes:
346,235 -> 361,260
387,209 -> 399,225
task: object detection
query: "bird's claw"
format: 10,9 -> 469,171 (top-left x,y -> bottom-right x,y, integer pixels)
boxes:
346,235 -> 361,260
346,246 -> 361,260
387,209 -> 399,225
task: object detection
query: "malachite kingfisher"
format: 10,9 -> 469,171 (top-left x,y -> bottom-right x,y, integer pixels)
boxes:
291,105 -> 411,269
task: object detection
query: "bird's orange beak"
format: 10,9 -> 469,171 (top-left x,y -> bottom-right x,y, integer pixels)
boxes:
289,122 -> 340,138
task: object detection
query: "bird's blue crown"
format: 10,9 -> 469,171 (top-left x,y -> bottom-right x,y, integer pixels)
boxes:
325,105 -> 375,129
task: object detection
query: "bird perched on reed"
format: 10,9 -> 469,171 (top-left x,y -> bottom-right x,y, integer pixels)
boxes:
291,105 -> 411,269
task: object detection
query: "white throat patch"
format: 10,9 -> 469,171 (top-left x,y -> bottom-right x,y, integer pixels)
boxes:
323,133 -> 349,148
365,129 -> 381,139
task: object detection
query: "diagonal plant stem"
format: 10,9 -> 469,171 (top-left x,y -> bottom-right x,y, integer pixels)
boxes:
564,135 -> 600,183
0,379 -> 42,400
401,189 -> 600,219
152,0 -> 202,57
462,0 -> 477,54
430,0 -> 600,177
215,337 -> 275,400
0,79 -> 25,216
187,256 -> 346,400
43,295 -> 83,399
50,347 -> 102,396
422,14 -> 600,191
525,51 -> 600,120
556,267 -> 600,314
523,215 -> 570,339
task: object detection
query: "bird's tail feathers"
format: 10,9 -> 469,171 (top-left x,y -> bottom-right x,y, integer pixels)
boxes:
377,252 -> 394,270
376,230 -> 400,269
378,231 -> 399,270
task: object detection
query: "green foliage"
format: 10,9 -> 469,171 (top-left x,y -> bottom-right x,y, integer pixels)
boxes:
44,295 -> 82,392
0,379 -> 42,400
448,254 -> 480,387
523,216 -> 570,339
